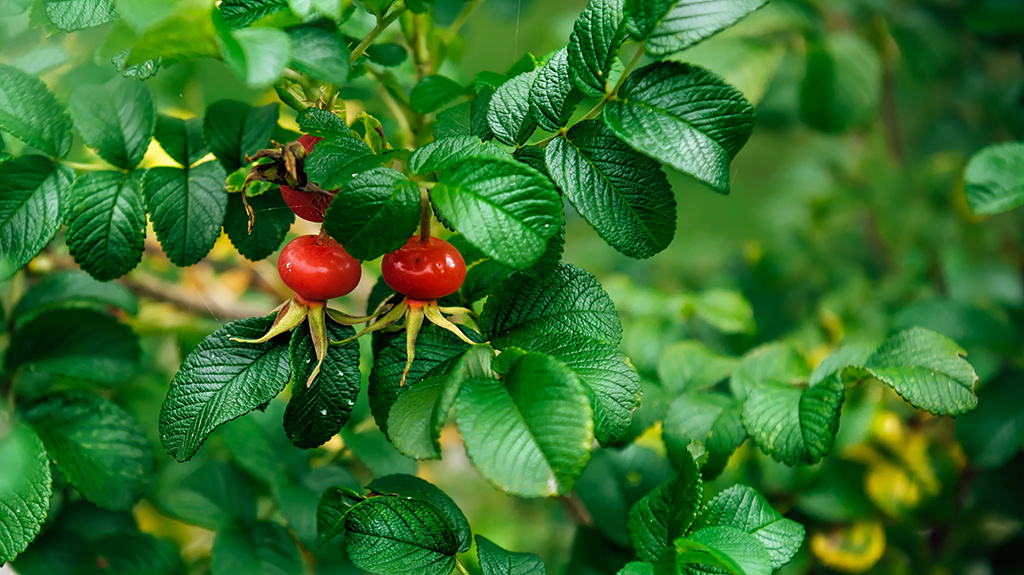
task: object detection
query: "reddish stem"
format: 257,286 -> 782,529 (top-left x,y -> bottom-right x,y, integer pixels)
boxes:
419,187 -> 431,244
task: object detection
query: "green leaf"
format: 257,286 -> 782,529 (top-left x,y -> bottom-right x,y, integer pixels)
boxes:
67,78 -> 154,170
409,136 -> 512,175
603,61 -> 755,194
958,371 -> 1024,468
387,345 -> 494,460
211,521 -> 304,575
22,391 -> 153,510
369,474 -> 472,553
284,321 -> 361,448
344,497 -> 459,575
531,47 -> 583,132
482,263 -> 622,345
108,10 -> 220,67
434,102 -> 472,139
729,342 -> 810,403
154,115 -> 208,167
223,191 -> 294,261
203,100 -> 279,172
159,315 -> 291,462
5,308 -> 140,384
0,156 -> 72,282
305,134 -> 385,190
297,107 -> 350,138
808,343 -> 874,387
476,534 -> 547,575
341,427 -> 418,477
696,485 -> 805,570
658,341 -> 737,395
43,0 -> 117,30
65,171 -> 146,281
863,327 -> 978,416
618,563 -> 654,575
547,120 -> 676,258
322,167 -> 420,261
662,393 -> 745,479
153,460 -> 257,530
964,142 -> 1024,215
568,0 -> 626,97
369,323 -> 482,432
670,38 -> 784,107
219,0 -> 289,28
144,162 -> 228,267
12,269 -> 137,324
115,0 -> 178,31
0,64 -> 72,157
742,374 -> 845,465
461,258 -> 516,304
628,450 -> 702,563
365,42 -> 408,67
487,70 -> 538,146
799,33 -> 881,133
455,353 -> 594,497
288,22 -> 349,85
412,75 -> 467,115
11,44 -> 69,77
83,531 -> 186,575
686,289 -> 755,334
0,419 -> 51,564
432,157 -> 561,269
317,485 -> 361,545
624,0 -> 768,57
666,527 -> 772,575
217,21 -> 292,88
495,332 -> 639,446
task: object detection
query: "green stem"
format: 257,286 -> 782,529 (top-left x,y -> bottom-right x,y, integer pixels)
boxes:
350,2 -> 410,65
579,40 -> 646,122
454,561 -> 472,575
442,0 -> 484,45
274,81 -> 308,112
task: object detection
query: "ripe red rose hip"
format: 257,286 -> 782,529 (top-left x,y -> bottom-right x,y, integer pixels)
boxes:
282,134 -> 333,222
278,234 -> 361,301
381,236 -> 466,301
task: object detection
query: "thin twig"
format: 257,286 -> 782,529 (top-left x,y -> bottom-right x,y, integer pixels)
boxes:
443,0 -> 484,45
350,2 -> 410,64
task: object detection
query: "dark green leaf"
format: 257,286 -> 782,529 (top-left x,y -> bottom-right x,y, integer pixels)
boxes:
220,0 -> 289,28
958,371 -> 1024,468
455,353 -> 594,497
144,162 -> 228,267
476,534 -> 546,575
863,327 -> 978,416
203,100 -> 279,172
297,107 -> 350,138
624,0 -> 768,56
154,115 -> 208,167
696,485 -> 805,570
84,532 -> 186,575
344,496 -> 458,575
223,191 -> 294,261
340,427 -> 418,477
568,0 -> 626,97
603,61 -> 755,194
159,315 -> 291,461
432,158 -> 561,269
305,134 -> 386,189
487,70 -> 538,146
658,341 -> 737,395
214,11 -> 291,87
964,142 -> 1024,215
12,269 -> 137,325
409,136 -> 512,175
322,167 -> 420,261
289,23 -> 349,84
153,460 -> 257,530
0,156 -> 72,282
742,374 -> 845,466
412,75 -> 467,115
0,419 -> 51,564
460,258 -> 516,303
22,391 -> 153,510
68,78 -> 154,170
0,63 -> 72,158
43,0 -> 117,30
369,474 -> 472,553
548,120 -> 675,258
662,393 -> 745,479
531,47 -> 583,132
65,171 -> 146,281
482,263 -> 622,345
211,521 -> 304,575
317,485 -> 362,546
365,43 -> 407,67
284,321 -> 361,448
799,33 -> 881,134
628,450 -> 702,563
5,308 -> 140,384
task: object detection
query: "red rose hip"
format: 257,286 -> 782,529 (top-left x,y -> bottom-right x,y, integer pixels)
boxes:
278,234 -> 361,301
381,236 -> 467,300
282,134 -> 333,222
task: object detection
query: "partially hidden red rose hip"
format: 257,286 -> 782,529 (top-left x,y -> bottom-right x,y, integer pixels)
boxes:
381,236 -> 466,301
282,134 -> 334,222
278,234 -> 361,301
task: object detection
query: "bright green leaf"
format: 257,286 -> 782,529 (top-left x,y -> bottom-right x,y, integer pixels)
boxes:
217,18 -> 292,88
0,156 -> 72,282
658,341 -> 737,395
476,534 -> 547,574
322,167 -> 420,261
304,134 -> 385,190
603,61 -> 755,194
65,171 -> 146,281
297,107 -> 349,138
44,0 -> 117,31
568,0 -> 626,97
531,47 -> 583,132
144,162 -> 228,267
964,142 -> 1024,215
22,391 -> 153,510
288,22 -> 349,85
663,393 -> 745,479
0,419 -> 51,564
729,342 -> 810,402
628,450 -> 702,563
159,315 -> 291,462
412,75 -> 467,115
68,77 -> 154,169
687,289 -> 755,334
742,374 -> 845,465
487,70 -> 538,146
0,64 -> 72,158
625,0 -> 768,57
344,497 -> 459,575
408,136 -> 512,175
697,485 -> 805,570
663,527 -> 771,575
219,0 -> 289,28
